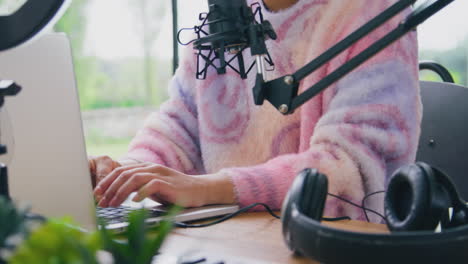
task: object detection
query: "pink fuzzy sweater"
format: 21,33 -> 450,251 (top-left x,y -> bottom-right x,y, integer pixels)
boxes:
126,0 -> 421,222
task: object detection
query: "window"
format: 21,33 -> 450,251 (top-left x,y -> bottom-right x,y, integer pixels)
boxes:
53,0 -> 214,160
56,0 -> 210,160
418,1 -> 468,85
55,0 -> 174,159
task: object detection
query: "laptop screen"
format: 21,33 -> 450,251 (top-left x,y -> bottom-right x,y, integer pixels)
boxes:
0,33 -> 97,230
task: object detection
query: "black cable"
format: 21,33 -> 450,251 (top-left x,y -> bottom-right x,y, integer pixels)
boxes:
175,192 -> 386,228
361,190 -> 386,222
327,193 -> 387,224
177,27 -> 198,46
322,216 -> 351,221
175,203 -> 280,228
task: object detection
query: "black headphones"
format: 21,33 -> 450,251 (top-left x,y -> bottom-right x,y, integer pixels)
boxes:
281,162 -> 468,264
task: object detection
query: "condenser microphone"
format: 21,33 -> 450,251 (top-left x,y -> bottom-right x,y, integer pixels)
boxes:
178,0 -> 277,80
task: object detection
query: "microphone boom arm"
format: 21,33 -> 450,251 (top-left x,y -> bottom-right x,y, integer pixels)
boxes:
255,0 -> 454,114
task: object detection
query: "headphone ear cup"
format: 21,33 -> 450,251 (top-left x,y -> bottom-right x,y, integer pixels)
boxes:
299,169 -> 328,221
281,168 -> 328,252
385,162 -> 448,231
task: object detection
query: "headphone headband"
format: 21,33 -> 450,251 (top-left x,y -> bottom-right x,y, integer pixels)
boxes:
288,207 -> 468,263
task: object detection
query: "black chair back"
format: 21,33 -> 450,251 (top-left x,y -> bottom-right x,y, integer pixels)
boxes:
417,80 -> 468,200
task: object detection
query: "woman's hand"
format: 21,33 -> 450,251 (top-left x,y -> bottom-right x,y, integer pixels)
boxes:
93,163 -> 235,208
88,156 -> 139,187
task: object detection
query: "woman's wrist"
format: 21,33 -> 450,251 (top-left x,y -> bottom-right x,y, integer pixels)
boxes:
201,172 -> 236,205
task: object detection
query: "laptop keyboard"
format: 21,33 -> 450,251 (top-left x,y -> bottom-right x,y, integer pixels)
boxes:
97,206 -> 167,225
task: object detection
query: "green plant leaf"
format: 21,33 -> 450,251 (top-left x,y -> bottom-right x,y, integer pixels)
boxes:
127,209 -> 148,258
9,218 -> 99,264
101,206 -> 181,264
143,206 -> 181,261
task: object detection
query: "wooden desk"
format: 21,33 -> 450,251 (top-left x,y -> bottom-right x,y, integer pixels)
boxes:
160,212 -> 388,264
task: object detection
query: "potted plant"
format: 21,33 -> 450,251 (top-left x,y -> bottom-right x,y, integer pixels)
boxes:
1,196 -> 179,264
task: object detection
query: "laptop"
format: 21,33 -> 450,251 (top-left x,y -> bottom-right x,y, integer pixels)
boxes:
0,33 -> 238,232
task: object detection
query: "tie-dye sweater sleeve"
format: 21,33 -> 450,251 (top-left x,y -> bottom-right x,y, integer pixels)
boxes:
124,68 -> 204,175
222,1 -> 421,221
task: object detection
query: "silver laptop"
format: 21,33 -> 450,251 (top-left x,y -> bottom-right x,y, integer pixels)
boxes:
0,33 -> 238,232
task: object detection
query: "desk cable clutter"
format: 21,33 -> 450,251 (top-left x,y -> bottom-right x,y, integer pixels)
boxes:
174,192 -> 388,229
